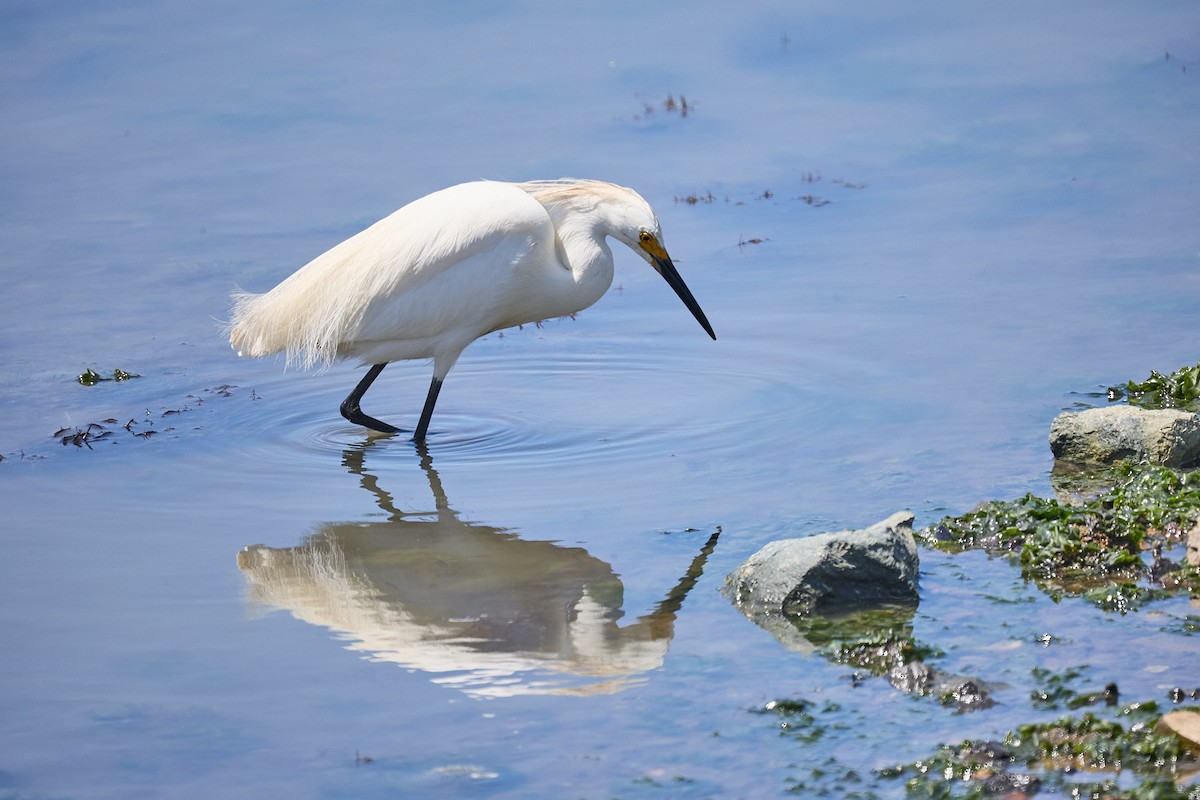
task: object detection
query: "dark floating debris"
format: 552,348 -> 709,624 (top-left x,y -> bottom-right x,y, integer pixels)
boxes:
78,367 -> 141,386
633,92 -> 691,121
673,173 -> 865,210
46,383 -> 247,453
57,422 -> 111,449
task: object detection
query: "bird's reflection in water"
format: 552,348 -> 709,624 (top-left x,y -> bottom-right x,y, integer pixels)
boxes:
237,444 -> 720,697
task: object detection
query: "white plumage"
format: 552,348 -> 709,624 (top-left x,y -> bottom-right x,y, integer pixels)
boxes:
229,178 -> 715,441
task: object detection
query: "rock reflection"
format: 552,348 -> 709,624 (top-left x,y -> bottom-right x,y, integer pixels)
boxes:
237,445 -> 719,697
747,605 -> 994,710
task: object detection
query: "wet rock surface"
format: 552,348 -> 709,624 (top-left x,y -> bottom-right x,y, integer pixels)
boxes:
722,511 -> 919,618
1049,405 -> 1200,467
887,661 -> 996,711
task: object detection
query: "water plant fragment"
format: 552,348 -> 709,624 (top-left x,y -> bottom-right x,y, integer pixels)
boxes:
77,367 -> 141,386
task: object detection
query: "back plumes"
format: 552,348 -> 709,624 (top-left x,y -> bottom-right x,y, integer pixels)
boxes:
517,179 -> 652,220
228,283 -> 337,369
228,247 -> 368,370
226,181 -> 528,369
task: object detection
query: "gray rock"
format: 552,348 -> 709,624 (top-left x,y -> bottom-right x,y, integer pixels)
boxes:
982,773 -> 1040,796
1049,406 -> 1200,467
888,661 -> 995,711
1187,517 -> 1200,568
723,511 -> 919,619
888,660 -> 934,694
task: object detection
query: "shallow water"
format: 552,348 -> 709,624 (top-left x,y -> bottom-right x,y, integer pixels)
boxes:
2,1 -> 1199,797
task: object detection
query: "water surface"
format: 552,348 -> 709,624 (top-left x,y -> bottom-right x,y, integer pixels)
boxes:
2,1 -> 1198,797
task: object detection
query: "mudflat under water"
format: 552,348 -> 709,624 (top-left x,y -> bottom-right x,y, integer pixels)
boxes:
2,2 -> 1198,798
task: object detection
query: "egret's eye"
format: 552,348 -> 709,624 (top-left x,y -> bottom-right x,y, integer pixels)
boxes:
639,231 -> 653,244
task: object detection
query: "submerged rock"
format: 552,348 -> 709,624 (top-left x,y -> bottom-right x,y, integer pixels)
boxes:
722,512 -> 919,618
1049,406 -> 1200,468
1156,710 -> 1200,755
980,772 -> 1040,796
887,661 -> 995,711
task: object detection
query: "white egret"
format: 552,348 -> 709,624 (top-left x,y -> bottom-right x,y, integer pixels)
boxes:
229,178 -> 715,441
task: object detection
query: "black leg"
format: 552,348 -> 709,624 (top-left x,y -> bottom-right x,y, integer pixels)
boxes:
413,376 -> 443,443
340,363 -> 400,434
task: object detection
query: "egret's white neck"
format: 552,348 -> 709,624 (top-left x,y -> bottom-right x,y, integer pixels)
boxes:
520,179 -> 651,314
547,206 -> 617,310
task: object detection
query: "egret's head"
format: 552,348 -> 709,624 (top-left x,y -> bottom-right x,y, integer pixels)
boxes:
629,226 -> 715,341
519,179 -> 715,340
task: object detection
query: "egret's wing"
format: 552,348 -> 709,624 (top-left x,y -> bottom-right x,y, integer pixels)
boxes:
348,187 -> 551,345
230,181 -> 552,367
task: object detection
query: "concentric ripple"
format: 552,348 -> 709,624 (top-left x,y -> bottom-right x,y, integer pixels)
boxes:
222,339 -> 815,471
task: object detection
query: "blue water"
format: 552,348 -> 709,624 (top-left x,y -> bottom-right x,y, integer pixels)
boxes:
2,1 -> 1198,797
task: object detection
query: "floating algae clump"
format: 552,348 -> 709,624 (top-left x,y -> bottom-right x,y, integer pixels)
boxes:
77,367 -> 141,386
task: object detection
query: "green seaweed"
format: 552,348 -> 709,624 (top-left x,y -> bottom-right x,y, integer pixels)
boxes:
918,466 -> 1200,612
752,698 -> 845,745
1109,361 -> 1200,413
783,753 -> 882,799
788,606 -> 940,676
1161,615 -> 1200,636
820,629 -> 940,676
882,701 -> 1200,799
78,367 -> 141,385
1030,665 -> 1119,711
1082,582 -> 1174,614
